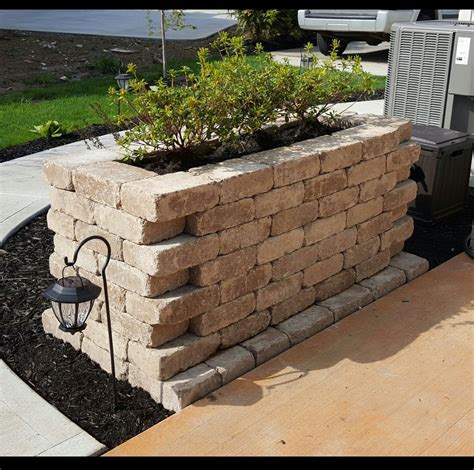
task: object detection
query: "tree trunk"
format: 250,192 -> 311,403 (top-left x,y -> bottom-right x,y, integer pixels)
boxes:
160,10 -> 167,79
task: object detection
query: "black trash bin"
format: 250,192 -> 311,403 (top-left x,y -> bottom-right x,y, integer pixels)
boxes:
408,124 -> 473,222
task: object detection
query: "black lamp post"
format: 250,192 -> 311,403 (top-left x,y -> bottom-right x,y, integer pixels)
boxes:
44,235 -> 118,410
114,63 -> 131,115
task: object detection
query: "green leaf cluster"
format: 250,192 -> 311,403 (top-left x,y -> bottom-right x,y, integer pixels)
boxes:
29,120 -> 66,138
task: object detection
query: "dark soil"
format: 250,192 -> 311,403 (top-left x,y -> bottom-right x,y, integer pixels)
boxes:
0,215 -> 173,451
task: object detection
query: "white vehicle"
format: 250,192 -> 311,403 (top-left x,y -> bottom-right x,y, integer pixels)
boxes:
297,9 -> 460,55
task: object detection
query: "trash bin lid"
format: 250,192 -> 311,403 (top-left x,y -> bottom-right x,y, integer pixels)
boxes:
411,124 -> 471,149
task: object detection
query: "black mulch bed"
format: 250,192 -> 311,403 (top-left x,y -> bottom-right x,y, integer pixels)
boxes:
0,215 -> 173,451
2,191 -> 471,451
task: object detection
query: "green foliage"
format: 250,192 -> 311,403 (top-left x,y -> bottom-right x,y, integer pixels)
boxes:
29,120 -> 66,138
108,33 -> 376,161
91,55 -> 121,75
232,9 -> 305,42
24,72 -> 58,86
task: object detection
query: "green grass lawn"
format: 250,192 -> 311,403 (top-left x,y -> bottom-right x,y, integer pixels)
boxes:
0,56 -> 386,150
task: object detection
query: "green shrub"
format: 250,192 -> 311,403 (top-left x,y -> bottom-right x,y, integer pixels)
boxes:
29,120 -> 66,138
24,72 -> 58,86
92,56 -> 121,75
109,34 -> 375,161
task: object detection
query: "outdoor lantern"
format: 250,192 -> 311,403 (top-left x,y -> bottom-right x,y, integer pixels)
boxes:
115,69 -> 131,90
300,49 -> 314,69
43,235 -> 118,410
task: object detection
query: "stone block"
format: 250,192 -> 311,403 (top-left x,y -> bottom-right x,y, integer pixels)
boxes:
205,346 -> 255,384
257,228 -> 304,265
161,363 -> 221,412
380,216 -> 414,251
219,217 -> 271,255
359,266 -> 406,299
220,264 -> 272,304
347,155 -> 386,186
384,180 -> 418,211
396,166 -> 412,184
186,198 -> 255,236
304,211 -> 346,246
388,251 -> 429,281
355,249 -> 391,282
73,161 -> 153,208
82,319 -> 128,360
241,327 -> 290,366
53,234 -> 97,274
357,212 -> 392,243
94,203 -> 185,245
47,209 -> 75,240
42,308 -> 83,350
303,254 -> 344,287
271,244 -> 319,281
275,305 -> 333,346
314,268 -> 356,301
390,241 -> 405,257
319,187 -> 360,218
81,337 -> 128,379
75,220 -> 123,261
386,142 -> 421,171
256,272 -> 303,311
271,200 -> 319,236
388,204 -> 408,224
303,169 -> 347,202
347,197 -> 384,227
189,293 -> 256,336
219,310 -> 271,349
123,233 -> 218,276
128,332 -> 220,381
359,172 -> 397,202
318,284 -> 373,321
190,246 -> 256,286
343,236 -> 381,268
254,182 -> 304,218
318,228 -> 357,260
189,158 -> 273,204
270,287 -> 316,325
126,284 -> 219,324
316,134 -> 363,173
49,187 -> 96,224
128,363 -> 163,403
121,171 -> 220,222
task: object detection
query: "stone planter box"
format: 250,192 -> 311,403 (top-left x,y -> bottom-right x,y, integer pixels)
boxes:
41,114 -> 428,411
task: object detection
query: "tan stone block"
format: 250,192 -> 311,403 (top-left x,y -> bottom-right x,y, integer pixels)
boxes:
347,155 -> 386,186
42,308 -> 83,350
128,363 -> 163,403
390,241 -> 405,257
304,211 -> 346,245
316,134 -> 363,173
205,346 -> 255,385
347,197 -> 384,228
271,200 -> 319,236
82,319 -> 128,360
337,124 -> 399,160
314,268 -> 356,301
362,116 -> 412,143
49,187 -> 96,224
190,246 -> 256,286
219,217 -> 271,255
81,337 -> 128,379
122,233 -> 218,277
121,172 -> 220,222
384,180 -> 418,211
359,172 -> 398,202
44,160 -> 75,190
75,220 -> 123,261
389,204 -> 408,224
126,284 -> 219,325
189,293 -> 256,336
220,264 -> 272,304
396,165 -> 411,183
73,161 -> 153,208
343,236 -> 381,268
128,332 -> 220,381
319,228 -> 357,260
355,248 -> 391,282
241,327 -> 290,365
107,258 -> 188,297
189,158 -> 273,203
275,305 -> 333,346
319,187 -> 359,218
257,228 -> 304,265
303,253 -> 344,287
389,251 -> 429,282
254,182 -> 304,218
303,169 -> 347,202
380,215 -> 414,251
186,198 -> 255,236
244,141 -> 321,187
270,287 -> 316,325
219,310 -> 271,349
256,272 -> 303,311
161,363 -> 221,412
53,234 -> 97,274
357,212 -> 392,243
47,209 -> 76,240
359,266 -> 406,299
386,142 -> 421,171
94,203 -> 185,245
49,252 -> 64,279
271,244 -> 319,281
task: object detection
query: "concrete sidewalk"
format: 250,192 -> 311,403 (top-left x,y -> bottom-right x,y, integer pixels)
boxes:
0,360 -> 106,456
